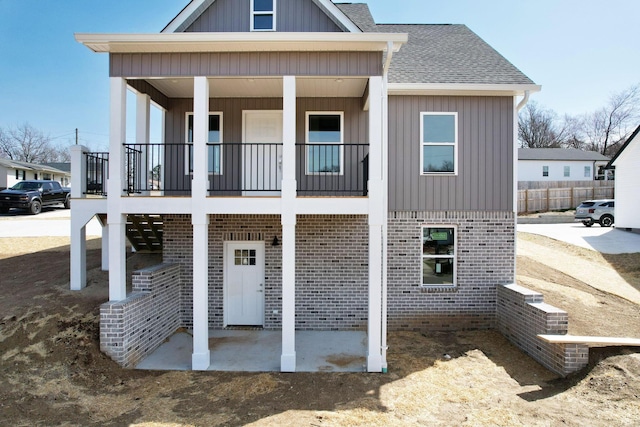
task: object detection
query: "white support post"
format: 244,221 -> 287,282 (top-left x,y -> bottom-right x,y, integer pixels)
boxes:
136,93 -> 151,195
191,76 -> 211,370
107,77 -> 127,302
70,216 -> 87,291
101,223 -> 109,271
281,76 -> 297,372
367,76 -> 384,372
70,145 -> 87,198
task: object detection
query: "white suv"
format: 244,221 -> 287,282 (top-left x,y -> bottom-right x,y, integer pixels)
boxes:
574,199 -> 615,227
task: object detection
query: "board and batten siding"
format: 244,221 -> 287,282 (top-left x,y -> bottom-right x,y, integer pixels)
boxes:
110,52 -> 382,78
388,96 -> 515,212
185,0 -> 342,33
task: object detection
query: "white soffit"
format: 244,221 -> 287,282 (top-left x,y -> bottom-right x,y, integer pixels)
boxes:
74,32 -> 407,53
388,83 -> 542,97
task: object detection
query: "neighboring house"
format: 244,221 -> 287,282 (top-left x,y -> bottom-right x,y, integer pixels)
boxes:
70,0 -> 540,373
0,158 -> 71,190
518,148 -> 610,182
42,163 -> 72,187
607,125 -> 640,231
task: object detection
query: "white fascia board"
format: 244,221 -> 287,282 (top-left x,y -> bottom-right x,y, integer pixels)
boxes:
74,32 -> 407,54
388,83 -> 542,97
311,0 -> 362,33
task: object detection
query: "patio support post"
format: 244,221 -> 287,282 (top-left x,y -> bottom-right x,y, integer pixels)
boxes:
191,76 -> 211,370
136,92 -> 151,195
101,223 -> 109,271
281,75 -> 297,372
70,216 -> 87,290
108,77 -> 127,302
367,76 -> 384,372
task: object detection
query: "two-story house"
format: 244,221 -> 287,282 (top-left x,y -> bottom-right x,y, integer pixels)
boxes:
71,0 -> 539,373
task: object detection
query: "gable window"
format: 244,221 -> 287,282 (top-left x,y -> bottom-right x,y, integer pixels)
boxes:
306,112 -> 343,175
563,166 -> 570,177
420,112 -> 457,175
422,226 -> 456,287
542,166 -> 549,177
186,112 -> 222,175
251,0 -> 276,31
584,166 -> 591,178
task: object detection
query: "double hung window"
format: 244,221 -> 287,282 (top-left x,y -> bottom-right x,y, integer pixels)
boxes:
421,112 -> 457,175
422,226 -> 456,287
186,113 -> 222,174
306,112 -> 344,175
251,0 -> 276,31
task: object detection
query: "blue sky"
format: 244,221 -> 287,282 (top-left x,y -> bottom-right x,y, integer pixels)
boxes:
0,0 -> 638,151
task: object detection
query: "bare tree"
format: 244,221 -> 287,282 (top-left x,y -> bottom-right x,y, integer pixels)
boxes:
0,123 -> 69,163
581,84 -> 639,156
518,102 -> 567,148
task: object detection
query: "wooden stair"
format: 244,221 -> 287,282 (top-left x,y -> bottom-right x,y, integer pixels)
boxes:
126,214 -> 163,252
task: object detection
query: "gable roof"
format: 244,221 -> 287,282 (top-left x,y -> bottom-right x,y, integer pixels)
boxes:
518,148 -> 610,162
608,124 -> 640,167
0,158 -> 70,174
163,0 -> 361,33
335,3 -> 377,32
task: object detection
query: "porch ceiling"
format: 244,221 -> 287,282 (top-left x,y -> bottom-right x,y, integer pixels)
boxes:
142,76 -> 369,98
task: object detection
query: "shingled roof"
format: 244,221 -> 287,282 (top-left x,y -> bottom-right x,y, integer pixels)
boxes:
337,3 -> 535,86
518,148 -> 610,162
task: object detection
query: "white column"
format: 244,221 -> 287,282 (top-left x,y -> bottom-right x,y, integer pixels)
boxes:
107,77 -> 127,301
101,223 -> 109,271
70,216 -> 87,291
136,92 -> 151,195
367,76 -> 384,372
281,76 -> 297,372
191,76 -> 211,370
70,145 -> 87,198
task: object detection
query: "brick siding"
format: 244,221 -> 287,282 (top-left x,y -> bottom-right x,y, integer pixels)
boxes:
387,211 -> 515,331
100,263 -> 181,368
497,283 -> 589,376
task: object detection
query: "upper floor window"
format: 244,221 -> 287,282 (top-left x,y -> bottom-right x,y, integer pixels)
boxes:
563,166 -> 570,177
186,112 -> 223,175
306,112 -> 343,175
251,0 -> 276,31
420,112 -> 457,175
542,165 -> 549,177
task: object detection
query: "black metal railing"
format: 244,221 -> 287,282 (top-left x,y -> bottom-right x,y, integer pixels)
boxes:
123,143 -> 191,194
296,143 -> 369,196
85,152 -> 109,196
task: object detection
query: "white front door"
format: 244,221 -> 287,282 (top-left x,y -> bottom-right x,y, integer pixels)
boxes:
224,242 -> 265,326
243,111 -> 283,196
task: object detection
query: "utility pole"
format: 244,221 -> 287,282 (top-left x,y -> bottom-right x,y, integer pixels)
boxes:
75,128 -> 78,145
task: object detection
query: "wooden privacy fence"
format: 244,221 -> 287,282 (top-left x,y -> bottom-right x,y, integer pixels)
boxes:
518,186 -> 614,214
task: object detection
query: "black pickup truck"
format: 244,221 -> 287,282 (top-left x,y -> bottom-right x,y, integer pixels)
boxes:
0,180 -> 71,215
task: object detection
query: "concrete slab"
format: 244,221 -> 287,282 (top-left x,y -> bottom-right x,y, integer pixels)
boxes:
136,330 -> 367,372
517,223 -> 640,254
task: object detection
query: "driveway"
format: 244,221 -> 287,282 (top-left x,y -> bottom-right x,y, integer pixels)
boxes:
0,208 -> 102,237
517,222 -> 640,254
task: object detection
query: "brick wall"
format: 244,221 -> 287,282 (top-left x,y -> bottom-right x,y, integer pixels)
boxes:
163,214 -> 368,330
387,211 -> 515,331
100,263 -> 181,368
497,283 -> 589,376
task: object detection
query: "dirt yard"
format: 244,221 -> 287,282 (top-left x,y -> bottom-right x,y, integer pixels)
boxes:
0,232 -> 639,426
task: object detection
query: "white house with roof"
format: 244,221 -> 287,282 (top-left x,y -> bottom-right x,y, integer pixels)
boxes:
73,0 -> 625,377
0,158 -> 71,190
518,148 -> 610,182
608,125 -> 640,231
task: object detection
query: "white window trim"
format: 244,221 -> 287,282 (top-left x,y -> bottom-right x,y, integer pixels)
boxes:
420,112 -> 458,176
305,111 -> 344,176
185,111 -> 224,175
250,0 -> 277,32
421,225 -> 457,288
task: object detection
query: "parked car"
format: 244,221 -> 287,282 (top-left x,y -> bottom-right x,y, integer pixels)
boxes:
0,180 -> 70,215
574,199 -> 614,227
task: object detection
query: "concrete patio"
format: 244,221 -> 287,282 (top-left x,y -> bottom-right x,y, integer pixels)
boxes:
136,330 -> 367,372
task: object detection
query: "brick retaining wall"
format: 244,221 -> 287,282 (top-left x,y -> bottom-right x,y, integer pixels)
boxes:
497,283 -> 589,376
100,263 -> 181,368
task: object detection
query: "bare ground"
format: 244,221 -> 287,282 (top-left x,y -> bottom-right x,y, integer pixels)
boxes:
0,233 -> 639,426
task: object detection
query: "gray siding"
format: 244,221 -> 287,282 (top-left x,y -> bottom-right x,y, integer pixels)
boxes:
388,96 -> 514,212
186,0 -> 342,33
110,52 -> 382,78
127,79 -> 169,110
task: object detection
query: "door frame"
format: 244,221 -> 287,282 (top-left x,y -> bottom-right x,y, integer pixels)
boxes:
223,240 -> 266,327
241,110 -> 283,196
